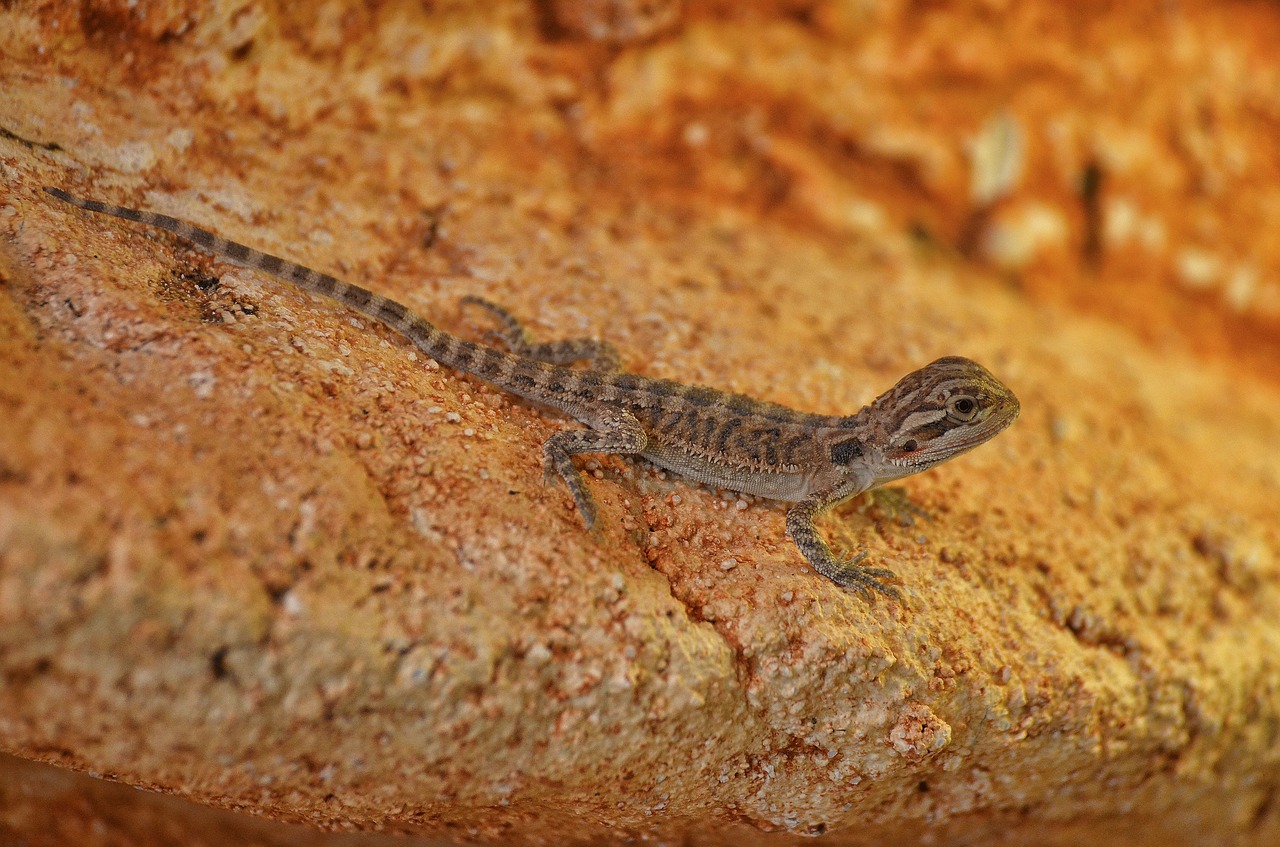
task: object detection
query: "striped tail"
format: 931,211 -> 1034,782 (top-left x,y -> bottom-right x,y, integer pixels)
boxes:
42,186 -> 539,386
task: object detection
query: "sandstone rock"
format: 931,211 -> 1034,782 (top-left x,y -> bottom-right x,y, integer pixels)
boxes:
1,2 -> 1279,845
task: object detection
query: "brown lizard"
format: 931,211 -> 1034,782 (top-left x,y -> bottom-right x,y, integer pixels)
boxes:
44,187 -> 1020,600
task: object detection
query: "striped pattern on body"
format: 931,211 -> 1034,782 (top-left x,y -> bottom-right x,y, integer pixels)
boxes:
43,185 -> 1021,601
42,186 -> 848,462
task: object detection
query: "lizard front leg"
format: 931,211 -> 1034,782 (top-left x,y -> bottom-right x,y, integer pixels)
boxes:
542,411 -> 647,530
786,496 -> 902,600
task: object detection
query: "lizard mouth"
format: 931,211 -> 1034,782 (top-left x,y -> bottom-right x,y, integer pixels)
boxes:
890,394 -> 1020,471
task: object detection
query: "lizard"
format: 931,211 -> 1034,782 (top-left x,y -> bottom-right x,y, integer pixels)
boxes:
43,186 -> 1021,600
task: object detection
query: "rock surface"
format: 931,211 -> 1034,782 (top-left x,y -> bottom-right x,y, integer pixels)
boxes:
2,1 -> 1279,844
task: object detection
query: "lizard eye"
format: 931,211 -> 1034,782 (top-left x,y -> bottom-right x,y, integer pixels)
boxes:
946,395 -> 978,422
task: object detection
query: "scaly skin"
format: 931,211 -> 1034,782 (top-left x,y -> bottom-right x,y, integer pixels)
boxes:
44,187 -> 1021,599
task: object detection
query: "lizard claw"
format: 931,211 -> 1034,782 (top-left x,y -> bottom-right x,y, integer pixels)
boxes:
828,553 -> 902,601
576,497 -> 598,532
870,487 -> 932,527
542,461 -> 598,530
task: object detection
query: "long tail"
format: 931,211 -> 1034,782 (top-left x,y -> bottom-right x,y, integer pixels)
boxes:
42,186 -> 563,395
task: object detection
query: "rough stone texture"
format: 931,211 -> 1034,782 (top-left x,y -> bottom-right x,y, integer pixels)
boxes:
2,1 -> 1279,845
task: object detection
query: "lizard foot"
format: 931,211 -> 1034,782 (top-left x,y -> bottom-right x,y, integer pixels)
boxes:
826,552 -> 902,601
542,448 -> 599,531
869,486 -> 932,527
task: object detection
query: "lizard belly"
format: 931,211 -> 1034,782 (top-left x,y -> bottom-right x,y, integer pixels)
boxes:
642,445 -> 813,502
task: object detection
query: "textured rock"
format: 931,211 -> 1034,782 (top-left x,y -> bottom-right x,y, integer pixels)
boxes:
2,1 -> 1280,845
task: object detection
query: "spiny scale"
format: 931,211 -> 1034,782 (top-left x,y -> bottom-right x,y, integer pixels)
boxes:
44,186 -> 1021,600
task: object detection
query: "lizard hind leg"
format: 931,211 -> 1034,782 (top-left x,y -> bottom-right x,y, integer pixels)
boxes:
868,486 -> 932,527
461,295 -> 622,372
542,412 -> 648,531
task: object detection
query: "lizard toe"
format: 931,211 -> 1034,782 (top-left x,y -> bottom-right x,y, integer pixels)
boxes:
872,487 -> 933,527
831,558 -> 902,601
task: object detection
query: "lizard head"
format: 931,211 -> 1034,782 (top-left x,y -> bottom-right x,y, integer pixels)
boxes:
867,356 -> 1020,483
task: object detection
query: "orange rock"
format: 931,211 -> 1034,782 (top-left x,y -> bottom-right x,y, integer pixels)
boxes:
1,2 -> 1279,845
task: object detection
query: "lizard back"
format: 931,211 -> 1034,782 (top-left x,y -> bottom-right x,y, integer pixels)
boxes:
43,188 -> 844,488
